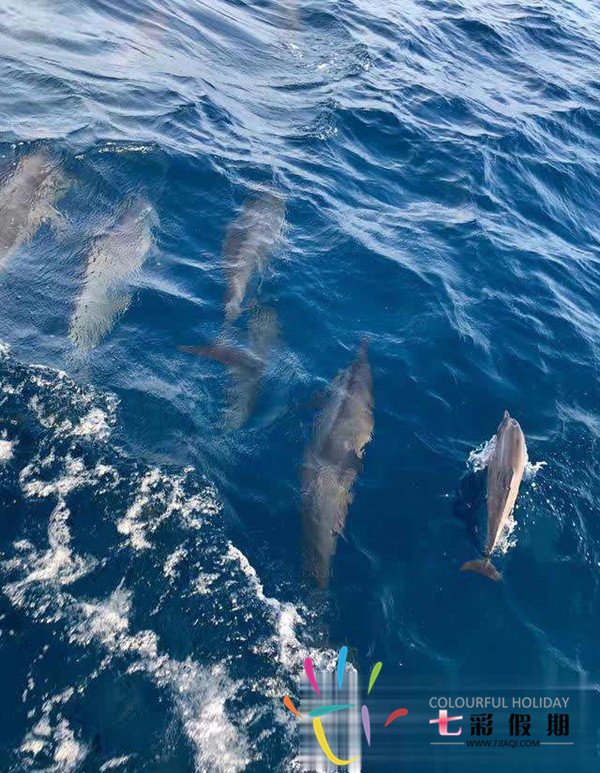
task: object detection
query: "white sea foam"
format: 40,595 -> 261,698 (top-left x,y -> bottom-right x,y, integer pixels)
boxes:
1,344 -> 324,771
4,498 -> 97,622
7,514 -> 324,772
494,511 -> 519,555
100,756 -> 135,771
20,696 -> 87,771
27,392 -> 117,442
467,434 -> 546,480
164,546 -> 188,580
70,589 -> 250,773
4,461 -> 251,772
524,459 -> 548,479
467,435 -> 496,472
0,354 -> 118,460
8,543 -> 251,773
117,467 -> 220,550
53,719 -> 88,770
72,408 -> 113,440
20,454 -> 91,499
223,543 -> 336,674
0,431 -> 15,462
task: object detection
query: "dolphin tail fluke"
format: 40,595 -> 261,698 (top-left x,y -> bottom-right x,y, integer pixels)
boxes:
460,558 -> 502,582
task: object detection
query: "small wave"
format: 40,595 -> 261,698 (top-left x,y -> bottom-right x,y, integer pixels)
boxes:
467,434 -> 497,472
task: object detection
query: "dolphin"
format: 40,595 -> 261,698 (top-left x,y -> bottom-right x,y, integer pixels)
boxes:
179,306 -> 280,428
69,201 -> 154,354
302,342 -> 374,588
0,150 -> 68,269
223,191 -> 285,323
461,411 -> 528,581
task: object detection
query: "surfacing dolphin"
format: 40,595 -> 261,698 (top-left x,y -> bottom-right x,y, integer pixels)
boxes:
461,411 -> 528,581
69,200 -> 155,354
223,191 -> 285,323
302,341 -> 374,588
0,150 -> 68,269
179,306 -> 280,428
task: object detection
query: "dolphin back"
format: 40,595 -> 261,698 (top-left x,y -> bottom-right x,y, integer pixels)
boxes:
0,150 -> 68,266
69,202 -> 154,353
485,411 -> 527,555
223,192 -> 285,322
461,411 -> 527,582
302,342 -> 374,587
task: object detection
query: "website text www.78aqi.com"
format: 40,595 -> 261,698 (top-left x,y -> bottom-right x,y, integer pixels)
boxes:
463,739 -> 574,749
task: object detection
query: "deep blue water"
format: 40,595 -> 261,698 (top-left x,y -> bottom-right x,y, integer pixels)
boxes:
1,0 -> 600,770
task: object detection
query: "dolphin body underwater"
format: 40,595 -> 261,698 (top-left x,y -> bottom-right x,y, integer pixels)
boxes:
69,201 -> 154,354
461,411 -> 528,581
179,306 -> 280,428
302,342 -> 374,588
179,190 -> 285,425
0,150 -> 68,269
222,191 -> 285,323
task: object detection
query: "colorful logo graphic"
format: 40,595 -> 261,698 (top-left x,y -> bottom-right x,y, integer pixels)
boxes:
283,646 -> 408,766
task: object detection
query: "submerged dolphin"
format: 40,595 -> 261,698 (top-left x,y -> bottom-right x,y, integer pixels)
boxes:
69,201 -> 154,354
461,411 -> 528,581
0,150 -> 68,268
179,306 -> 280,428
302,342 -> 374,588
223,191 -> 285,323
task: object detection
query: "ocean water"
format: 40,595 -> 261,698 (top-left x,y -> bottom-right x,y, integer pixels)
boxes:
1,0 -> 600,770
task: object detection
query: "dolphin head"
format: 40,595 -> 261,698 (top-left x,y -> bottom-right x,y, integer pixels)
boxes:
17,150 -> 52,181
497,411 -> 527,463
498,410 -> 519,432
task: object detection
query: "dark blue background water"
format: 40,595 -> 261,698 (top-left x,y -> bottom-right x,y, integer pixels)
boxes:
1,0 -> 600,770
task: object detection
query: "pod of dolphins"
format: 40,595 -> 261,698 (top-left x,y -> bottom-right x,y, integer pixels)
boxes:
0,148 -> 532,588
